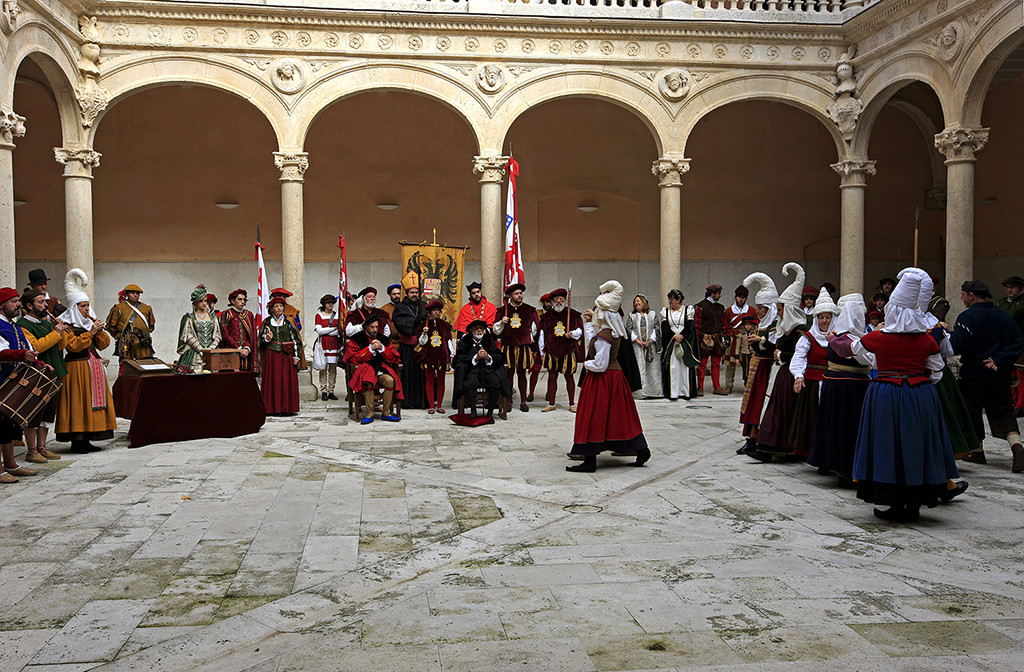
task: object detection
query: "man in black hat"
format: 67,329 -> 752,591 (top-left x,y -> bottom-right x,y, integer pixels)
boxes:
344,286 -> 392,340
493,283 -> 539,412
453,319 -> 510,421
392,283 -> 426,408
996,275 -> 1024,416
454,281 -> 497,336
951,280 -> 1024,471
27,268 -> 65,317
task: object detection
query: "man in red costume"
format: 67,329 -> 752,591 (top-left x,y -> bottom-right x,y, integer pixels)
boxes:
494,283 -> 539,412
539,289 -> 583,412
344,286 -> 392,340
454,282 -> 496,336
723,284 -> 759,394
220,289 -> 258,372
344,313 -> 402,425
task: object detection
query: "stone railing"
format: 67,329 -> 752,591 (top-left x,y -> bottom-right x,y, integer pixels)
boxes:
170,0 -> 874,24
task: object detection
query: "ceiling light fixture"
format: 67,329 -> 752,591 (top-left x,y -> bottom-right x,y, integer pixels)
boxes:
215,202 -> 239,210
981,198 -> 998,206
577,205 -> 599,213
376,204 -> 399,211
13,200 -> 26,207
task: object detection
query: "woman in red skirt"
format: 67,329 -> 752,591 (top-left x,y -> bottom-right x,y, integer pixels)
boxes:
260,297 -> 301,415
567,280 -> 650,473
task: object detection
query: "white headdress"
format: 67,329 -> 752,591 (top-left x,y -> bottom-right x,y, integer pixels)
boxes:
812,286 -> 840,316
776,262 -> 807,336
593,280 -> 627,338
58,268 -> 97,330
882,267 -> 933,333
743,272 -> 779,329
832,293 -> 866,337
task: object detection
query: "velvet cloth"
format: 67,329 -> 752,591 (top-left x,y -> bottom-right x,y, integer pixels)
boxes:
262,348 -> 299,414
112,371 -> 265,448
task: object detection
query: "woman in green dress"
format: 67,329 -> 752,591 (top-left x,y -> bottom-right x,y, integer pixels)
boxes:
176,285 -> 221,374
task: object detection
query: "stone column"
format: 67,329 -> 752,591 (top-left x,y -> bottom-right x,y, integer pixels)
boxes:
935,126 -> 988,297
274,151 -> 308,312
55,148 -> 102,297
473,155 -> 508,303
652,157 -> 690,304
273,151 -> 316,399
831,159 -> 876,296
0,110 -> 25,287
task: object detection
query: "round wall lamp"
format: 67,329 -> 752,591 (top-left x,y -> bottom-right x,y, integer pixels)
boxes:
215,202 -> 239,209
577,205 -> 599,213
376,204 -> 399,211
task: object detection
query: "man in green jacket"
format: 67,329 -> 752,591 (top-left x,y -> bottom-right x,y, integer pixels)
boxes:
18,289 -> 70,463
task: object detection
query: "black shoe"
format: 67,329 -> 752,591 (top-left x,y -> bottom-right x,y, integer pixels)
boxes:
743,445 -> 772,463
485,417 -> 495,425
327,393 -> 339,400
737,437 -> 754,455
526,394 -> 534,402
321,392 -> 328,401
566,456 -> 596,473
469,406 -> 478,418
629,448 -> 651,467
939,481 -> 969,502
817,467 -> 830,476
873,506 -> 909,523
520,403 -> 529,413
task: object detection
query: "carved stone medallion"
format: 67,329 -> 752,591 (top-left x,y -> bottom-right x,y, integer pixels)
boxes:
475,64 -> 506,94
658,68 -> 691,101
270,59 -> 305,94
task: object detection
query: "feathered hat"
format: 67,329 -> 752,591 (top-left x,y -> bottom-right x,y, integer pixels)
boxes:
777,262 -> 806,307
743,272 -> 779,307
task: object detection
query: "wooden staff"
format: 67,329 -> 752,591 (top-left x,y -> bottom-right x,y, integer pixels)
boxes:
913,206 -> 920,267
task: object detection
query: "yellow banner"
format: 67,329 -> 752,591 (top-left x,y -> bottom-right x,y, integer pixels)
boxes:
400,243 -> 466,326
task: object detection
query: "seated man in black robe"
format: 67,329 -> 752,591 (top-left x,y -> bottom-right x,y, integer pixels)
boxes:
453,320 -> 512,421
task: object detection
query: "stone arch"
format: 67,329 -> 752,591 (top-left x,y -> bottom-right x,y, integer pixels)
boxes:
4,20 -> 81,145
293,63 -> 486,153
489,68 -> 669,155
960,5 -> 1024,126
674,72 -> 845,158
854,53 -> 955,155
86,54 -> 289,148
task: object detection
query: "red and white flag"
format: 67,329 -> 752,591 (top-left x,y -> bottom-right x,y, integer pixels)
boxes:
503,157 -> 525,293
255,225 -> 271,328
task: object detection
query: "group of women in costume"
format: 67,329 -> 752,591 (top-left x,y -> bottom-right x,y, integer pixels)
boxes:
738,263 -> 970,523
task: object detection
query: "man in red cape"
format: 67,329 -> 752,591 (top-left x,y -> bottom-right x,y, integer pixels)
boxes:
454,282 -> 496,335
344,313 -> 402,424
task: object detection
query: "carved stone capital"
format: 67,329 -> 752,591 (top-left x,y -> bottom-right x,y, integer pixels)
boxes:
831,159 -> 876,187
473,155 -> 509,183
274,152 -> 309,181
55,147 -> 101,178
652,158 -> 690,187
0,109 -> 26,148
74,78 -> 109,129
935,126 -> 989,163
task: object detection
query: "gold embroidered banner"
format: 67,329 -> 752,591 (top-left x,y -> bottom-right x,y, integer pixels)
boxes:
399,243 -> 466,326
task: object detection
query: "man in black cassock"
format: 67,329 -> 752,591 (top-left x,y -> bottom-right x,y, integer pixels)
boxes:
392,283 -> 426,408
453,320 -> 511,421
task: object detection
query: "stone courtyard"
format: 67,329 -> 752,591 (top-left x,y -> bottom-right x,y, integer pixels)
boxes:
1,386 -> 1023,672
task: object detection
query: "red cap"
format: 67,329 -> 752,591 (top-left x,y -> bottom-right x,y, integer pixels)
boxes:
270,288 -> 292,297
0,287 -> 18,303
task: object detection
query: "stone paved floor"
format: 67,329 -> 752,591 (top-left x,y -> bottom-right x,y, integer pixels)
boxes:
2,380 -> 1024,672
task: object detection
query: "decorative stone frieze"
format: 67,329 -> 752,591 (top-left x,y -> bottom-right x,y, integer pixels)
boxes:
274,152 -> 309,181
475,65 -> 506,95
652,158 -> 690,187
830,159 -> 876,186
54,147 -> 102,178
934,127 -> 989,163
0,109 -> 25,147
473,156 -> 508,183
658,68 -> 691,101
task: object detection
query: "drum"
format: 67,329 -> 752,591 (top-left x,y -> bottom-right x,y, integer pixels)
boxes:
0,361 -> 61,428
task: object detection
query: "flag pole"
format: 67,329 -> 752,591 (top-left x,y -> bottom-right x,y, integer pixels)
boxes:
913,206 -> 920,267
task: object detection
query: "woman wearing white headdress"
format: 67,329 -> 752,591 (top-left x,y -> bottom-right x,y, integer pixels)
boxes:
807,292 -> 871,484
738,271 -> 779,452
566,281 -> 650,473
659,289 -> 697,400
788,286 -> 840,457
746,262 -> 807,461
850,267 -> 959,522
626,294 -> 662,398
55,269 -> 117,453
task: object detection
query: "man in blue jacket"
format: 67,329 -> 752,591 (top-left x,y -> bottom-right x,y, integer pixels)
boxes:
951,280 -> 1024,472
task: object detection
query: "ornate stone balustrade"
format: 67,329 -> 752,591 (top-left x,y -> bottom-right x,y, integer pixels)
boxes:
160,0 -> 872,23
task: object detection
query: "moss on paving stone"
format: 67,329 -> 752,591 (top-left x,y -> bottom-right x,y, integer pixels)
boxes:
447,491 -> 502,532
262,451 -> 292,459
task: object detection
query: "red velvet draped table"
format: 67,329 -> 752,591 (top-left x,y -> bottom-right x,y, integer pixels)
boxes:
113,372 -> 266,448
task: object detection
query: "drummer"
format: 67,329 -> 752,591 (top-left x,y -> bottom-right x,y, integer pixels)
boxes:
19,289 -> 71,463
0,286 -> 40,483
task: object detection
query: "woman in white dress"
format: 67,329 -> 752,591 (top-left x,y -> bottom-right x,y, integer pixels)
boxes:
659,289 -> 698,400
627,294 -> 662,398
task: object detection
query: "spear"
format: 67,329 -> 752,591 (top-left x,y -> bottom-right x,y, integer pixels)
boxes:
913,206 -> 920,267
